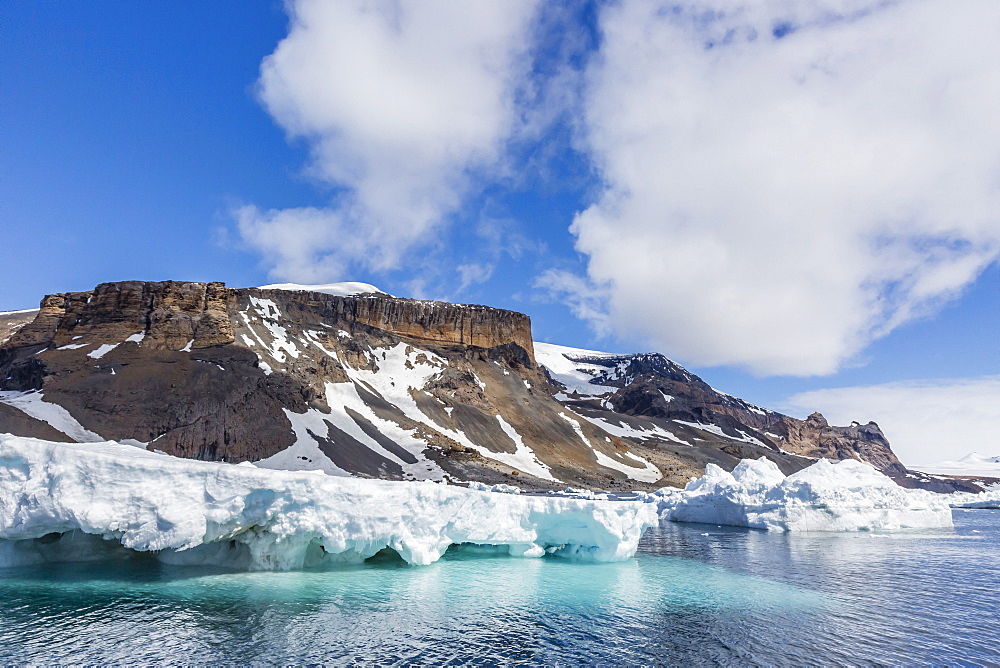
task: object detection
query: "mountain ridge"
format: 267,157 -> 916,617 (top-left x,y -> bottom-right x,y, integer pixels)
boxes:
0,280 -> 985,492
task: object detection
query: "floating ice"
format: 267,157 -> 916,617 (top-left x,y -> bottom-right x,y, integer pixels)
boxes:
0,435 -> 657,571
649,457 -> 954,531
948,489 -> 1000,509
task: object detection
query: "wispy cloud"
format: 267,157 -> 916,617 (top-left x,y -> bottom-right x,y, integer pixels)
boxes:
239,0 -> 540,283
534,268 -> 612,337
781,376 -> 1000,466
568,0 -> 1000,375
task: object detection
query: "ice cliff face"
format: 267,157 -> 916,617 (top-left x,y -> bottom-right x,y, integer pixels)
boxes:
0,281 -> 965,491
0,435 -> 657,570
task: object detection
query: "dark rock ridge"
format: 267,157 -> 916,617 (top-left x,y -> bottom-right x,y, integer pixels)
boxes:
541,348 -> 959,490
0,280 -> 964,491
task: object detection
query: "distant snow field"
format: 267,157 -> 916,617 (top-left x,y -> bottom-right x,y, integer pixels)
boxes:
257,282 -> 388,297
912,452 -> 1000,478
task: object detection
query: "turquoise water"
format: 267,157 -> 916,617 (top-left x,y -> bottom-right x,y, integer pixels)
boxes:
1,510 -> 997,664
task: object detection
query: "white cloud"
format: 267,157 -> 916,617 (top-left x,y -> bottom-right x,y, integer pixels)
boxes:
781,376 -> 1000,466
534,268 -> 612,336
456,262 -> 494,294
240,0 -> 539,282
571,0 -> 1000,375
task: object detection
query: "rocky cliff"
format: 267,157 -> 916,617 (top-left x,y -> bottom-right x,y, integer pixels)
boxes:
1,281 -> 580,487
0,280 -> 969,491
7,281 -> 532,360
0,309 -> 37,347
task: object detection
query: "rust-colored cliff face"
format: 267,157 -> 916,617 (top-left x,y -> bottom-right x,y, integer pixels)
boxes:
9,282 -> 535,362
246,288 -> 535,361
10,281 -> 235,351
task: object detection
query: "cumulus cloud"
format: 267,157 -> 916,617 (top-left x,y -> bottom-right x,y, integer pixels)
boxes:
239,0 -> 539,282
571,0 -> 1000,375
781,376 -> 1000,466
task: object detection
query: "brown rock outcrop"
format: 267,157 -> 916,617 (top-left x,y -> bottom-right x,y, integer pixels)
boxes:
8,282 -> 534,363
0,309 -> 37,346
247,288 -> 535,362
8,281 -> 236,351
779,412 -> 906,474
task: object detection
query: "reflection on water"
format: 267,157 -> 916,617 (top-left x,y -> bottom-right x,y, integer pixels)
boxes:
1,511 -> 998,664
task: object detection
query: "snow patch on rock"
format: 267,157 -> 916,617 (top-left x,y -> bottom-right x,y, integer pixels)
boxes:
574,410 -> 690,446
258,282 -> 387,297
87,343 -> 119,359
559,412 -> 662,483
534,342 -> 616,398
0,391 -> 103,442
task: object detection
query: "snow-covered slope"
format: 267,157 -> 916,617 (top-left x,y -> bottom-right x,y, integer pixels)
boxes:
534,342 -> 619,399
257,282 -> 388,297
535,341 -> 916,487
650,457 -> 954,531
0,435 -> 658,570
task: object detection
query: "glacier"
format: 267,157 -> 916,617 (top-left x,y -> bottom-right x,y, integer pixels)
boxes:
647,457 -> 955,531
0,435 -> 657,571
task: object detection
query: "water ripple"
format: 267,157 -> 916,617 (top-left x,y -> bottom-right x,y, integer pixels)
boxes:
1,510 -> 998,664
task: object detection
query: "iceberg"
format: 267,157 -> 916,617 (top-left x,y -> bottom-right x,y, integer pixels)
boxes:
0,435 -> 657,571
649,457 -> 954,531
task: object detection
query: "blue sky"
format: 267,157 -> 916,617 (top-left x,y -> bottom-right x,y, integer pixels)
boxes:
2,1 -> 998,464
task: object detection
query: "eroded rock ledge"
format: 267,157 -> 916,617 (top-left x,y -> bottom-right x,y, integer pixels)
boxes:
9,281 -> 535,362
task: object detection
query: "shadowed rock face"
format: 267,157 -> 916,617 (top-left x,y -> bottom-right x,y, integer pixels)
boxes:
0,310 -> 38,346
0,280 -> 951,491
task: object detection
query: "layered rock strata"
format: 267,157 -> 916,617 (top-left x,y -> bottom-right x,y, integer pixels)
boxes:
0,280 -> 949,491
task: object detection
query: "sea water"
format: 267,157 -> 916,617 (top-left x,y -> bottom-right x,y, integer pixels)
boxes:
1,510 -> 997,665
